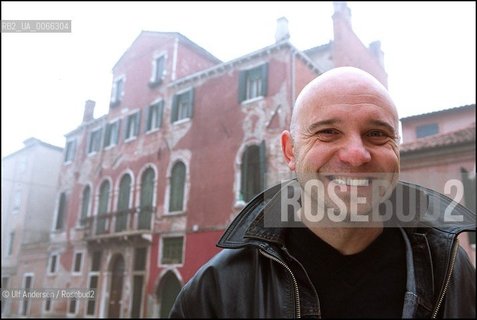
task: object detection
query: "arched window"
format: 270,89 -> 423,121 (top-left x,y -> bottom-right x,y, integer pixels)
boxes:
80,186 -> 90,226
157,271 -> 182,318
116,174 -> 131,232
96,181 -> 110,234
169,162 -> 186,212
240,142 -> 266,202
139,168 -> 155,229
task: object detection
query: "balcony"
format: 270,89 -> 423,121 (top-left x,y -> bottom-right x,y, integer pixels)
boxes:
82,206 -> 155,241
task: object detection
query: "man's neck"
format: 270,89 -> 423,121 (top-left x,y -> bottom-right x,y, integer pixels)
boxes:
303,221 -> 384,255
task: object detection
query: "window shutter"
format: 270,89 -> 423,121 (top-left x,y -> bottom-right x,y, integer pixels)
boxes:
188,88 -> 195,119
115,119 -> 121,144
259,140 -> 267,191
169,162 -> 185,212
171,95 -> 178,123
146,106 -> 152,132
158,101 -> 164,128
238,70 -> 247,103
56,193 -> 67,230
135,110 -> 142,136
117,175 -> 131,211
157,56 -> 165,83
261,63 -> 268,97
124,118 -> 129,140
240,149 -> 249,201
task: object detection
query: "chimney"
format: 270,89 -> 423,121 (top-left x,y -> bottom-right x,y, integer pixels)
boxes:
275,17 -> 290,43
83,100 -> 96,123
369,41 -> 385,68
333,1 -> 352,29
23,137 -> 41,147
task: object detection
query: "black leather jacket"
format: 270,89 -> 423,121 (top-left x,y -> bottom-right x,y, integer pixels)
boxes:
170,180 -> 476,318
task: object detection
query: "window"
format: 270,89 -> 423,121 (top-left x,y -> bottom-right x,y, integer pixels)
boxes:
150,55 -> 165,86
7,231 -> 15,255
131,247 -> 147,317
171,89 -> 194,123
44,297 -> 52,312
79,186 -> 91,227
13,190 -> 21,211
88,128 -> 102,154
49,254 -> 58,274
134,247 -> 147,271
115,174 -> 132,232
86,251 -> 101,316
110,77 -> 124,106
416,123 -> 439,138
91,251 -> 102,272
138,168 -> 155,229
103,120 -> 120,148
64,139 -> 76,163
55,193 -> 67,230
86,275 -> 98,316
68,298 -> 77,315
241,142 -> 266,202
72,252 -> 83,273
96,181 -> 110,235
161,236 -> 184,265
238,63 -> 268,102
146,101 -> 164,132
169,162 -> 186,212
21,274 -> 33,315
125,111 -> 141,141
131,275 -> 144,317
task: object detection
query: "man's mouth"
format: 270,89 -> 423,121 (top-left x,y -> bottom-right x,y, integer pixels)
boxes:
327,175 -> 371,187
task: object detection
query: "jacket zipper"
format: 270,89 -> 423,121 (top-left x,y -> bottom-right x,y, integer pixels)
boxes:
431,239 -> 459,318
260,249 -> 301,318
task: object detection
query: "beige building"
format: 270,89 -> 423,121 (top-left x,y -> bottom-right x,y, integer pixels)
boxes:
1,138 -> 63,317
400,104 -> 476,265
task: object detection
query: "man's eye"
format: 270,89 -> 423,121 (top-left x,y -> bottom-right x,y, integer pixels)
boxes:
367,130 -> 386,137
316,129 -> 340,141
366,130 -> 392,144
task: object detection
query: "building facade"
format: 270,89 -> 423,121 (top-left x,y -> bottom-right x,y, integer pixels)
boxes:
31,2 -> 392,318
1,138 -> 63,317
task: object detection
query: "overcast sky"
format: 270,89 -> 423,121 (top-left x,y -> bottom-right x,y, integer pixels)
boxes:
2,1 -> 475,157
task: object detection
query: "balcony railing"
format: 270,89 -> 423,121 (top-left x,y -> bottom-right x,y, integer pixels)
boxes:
82,206 -> 155,240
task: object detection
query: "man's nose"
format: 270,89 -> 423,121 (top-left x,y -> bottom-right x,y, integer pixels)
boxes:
337,135 -> 371,167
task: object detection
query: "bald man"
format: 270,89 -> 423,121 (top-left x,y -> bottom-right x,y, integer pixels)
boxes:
170,67 -> 475,318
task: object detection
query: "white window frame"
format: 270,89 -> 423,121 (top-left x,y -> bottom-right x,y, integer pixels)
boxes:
48,253 -> 59,275
125,111 -> 140,142
158,234 -> 185,267
72,251 -> 84,275
110,76 -> 125,105
150,53 -> 166,84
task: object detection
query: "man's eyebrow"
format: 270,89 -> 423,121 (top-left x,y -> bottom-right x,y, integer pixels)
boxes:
368,119 -> 397,134
305,119 -> 397,134
306,119 -> 341,133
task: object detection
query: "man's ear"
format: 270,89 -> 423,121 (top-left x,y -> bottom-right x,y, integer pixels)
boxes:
281,130 -> 296,171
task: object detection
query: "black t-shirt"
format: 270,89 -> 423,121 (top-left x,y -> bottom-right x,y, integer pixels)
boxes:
286,226 -> 407,318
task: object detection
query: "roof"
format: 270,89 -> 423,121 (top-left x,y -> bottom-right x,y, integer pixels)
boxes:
303,41 -> 332,55
400,124 -> 476,154
2,137 -> 63,160
400,104 -> 476,122
112,31 -> 222,70
170,39 -> 323,88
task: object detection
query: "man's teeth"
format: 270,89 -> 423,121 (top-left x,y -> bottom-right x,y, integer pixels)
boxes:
332,177 -> 369,186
